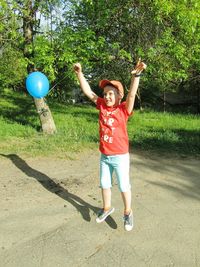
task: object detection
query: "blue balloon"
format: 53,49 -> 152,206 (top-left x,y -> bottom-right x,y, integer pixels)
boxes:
26,72 -> 50,98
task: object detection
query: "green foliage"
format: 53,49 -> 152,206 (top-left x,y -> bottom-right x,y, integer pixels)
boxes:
0,0 -> 200,109
64,0 -> 200,97
0,46 -> 27,90
145,0 -> 200,85
34,36 -> 56,80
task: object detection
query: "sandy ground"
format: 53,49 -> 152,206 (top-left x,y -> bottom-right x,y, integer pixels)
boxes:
0,149 -> 200,267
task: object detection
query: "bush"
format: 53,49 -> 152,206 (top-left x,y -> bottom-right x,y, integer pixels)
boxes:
0,46 -> 27,91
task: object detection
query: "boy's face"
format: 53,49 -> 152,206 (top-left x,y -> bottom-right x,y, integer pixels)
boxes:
103,85 -> 121,107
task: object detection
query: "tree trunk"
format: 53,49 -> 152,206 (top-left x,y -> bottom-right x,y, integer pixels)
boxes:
34,98 -> 56,134
197,82 -> 200,114
23,0 -> 56,134
136,88 -> 143,111
163,90 -> 166,113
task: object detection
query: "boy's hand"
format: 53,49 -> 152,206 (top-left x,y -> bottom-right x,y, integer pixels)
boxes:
131,58 -> 147,75
73,63 -> 82,74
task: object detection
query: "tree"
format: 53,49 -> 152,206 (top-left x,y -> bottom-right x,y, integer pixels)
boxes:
2,0 -> 58,133
1,0 -> 199,112
63,0 -> 200,110
22,0 -> 56,134
0,0 -> 27,90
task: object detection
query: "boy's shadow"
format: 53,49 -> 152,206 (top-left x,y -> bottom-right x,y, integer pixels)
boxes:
0,154 -> 117,229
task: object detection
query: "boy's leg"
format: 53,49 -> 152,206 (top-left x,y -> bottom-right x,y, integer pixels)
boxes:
121,190 -> 133,231
114,153 -> 131,213
99,154 -> 113,210
114,153 -> 133,230
121,189 -> 132,215
102,188 -> 112,211
96,154 -> 115,223
96,189 -> 114,223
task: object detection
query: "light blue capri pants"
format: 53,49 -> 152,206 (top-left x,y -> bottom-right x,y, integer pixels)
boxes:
100,153 -> 131,192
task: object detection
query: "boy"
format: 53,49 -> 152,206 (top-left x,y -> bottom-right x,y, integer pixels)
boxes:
74,60 -> 146,231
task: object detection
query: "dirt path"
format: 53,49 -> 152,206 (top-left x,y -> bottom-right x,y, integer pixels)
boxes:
0,150 -> 200,267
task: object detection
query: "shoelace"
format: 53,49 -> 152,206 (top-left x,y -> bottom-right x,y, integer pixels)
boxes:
98,209 -> 106,217
123,215 -> 130,224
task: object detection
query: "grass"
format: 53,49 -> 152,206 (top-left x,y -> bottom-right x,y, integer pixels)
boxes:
0,89 -> 199,158
128,110 -> 200,156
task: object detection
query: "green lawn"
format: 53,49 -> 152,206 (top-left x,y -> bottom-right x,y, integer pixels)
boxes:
0,90 -> 199,157
128,110 -> 200,155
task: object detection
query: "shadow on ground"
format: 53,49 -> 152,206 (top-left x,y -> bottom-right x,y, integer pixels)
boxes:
0,153 -> 117,229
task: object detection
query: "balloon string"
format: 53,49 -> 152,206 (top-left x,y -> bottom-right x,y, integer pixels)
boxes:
48,73 -> 69,93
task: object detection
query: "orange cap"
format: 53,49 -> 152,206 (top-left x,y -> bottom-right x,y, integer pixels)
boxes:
99,79 -> 124,98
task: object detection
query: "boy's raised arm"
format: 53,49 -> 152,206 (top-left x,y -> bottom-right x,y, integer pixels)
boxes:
74,63 -> 98,104
126,59 -> 147,114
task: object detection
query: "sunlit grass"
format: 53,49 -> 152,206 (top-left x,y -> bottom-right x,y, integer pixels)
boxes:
0,90 -> 199,157
128,110 -> 200,154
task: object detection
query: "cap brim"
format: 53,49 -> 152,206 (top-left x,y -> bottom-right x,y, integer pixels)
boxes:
99,79 -> 112,89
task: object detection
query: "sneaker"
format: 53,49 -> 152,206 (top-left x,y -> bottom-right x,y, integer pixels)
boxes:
96,207 -> 115,223
123,210 -> 134,231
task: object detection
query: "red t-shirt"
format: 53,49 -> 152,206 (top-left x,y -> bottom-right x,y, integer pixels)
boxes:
96,97 -> 132,155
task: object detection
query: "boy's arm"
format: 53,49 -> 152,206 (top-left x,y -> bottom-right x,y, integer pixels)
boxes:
74,63 -> 98,104
126,59 -> 147,114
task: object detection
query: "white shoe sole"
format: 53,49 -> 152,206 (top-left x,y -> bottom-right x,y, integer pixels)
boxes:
96,207 -> 115,223
124,211 -> 134,231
